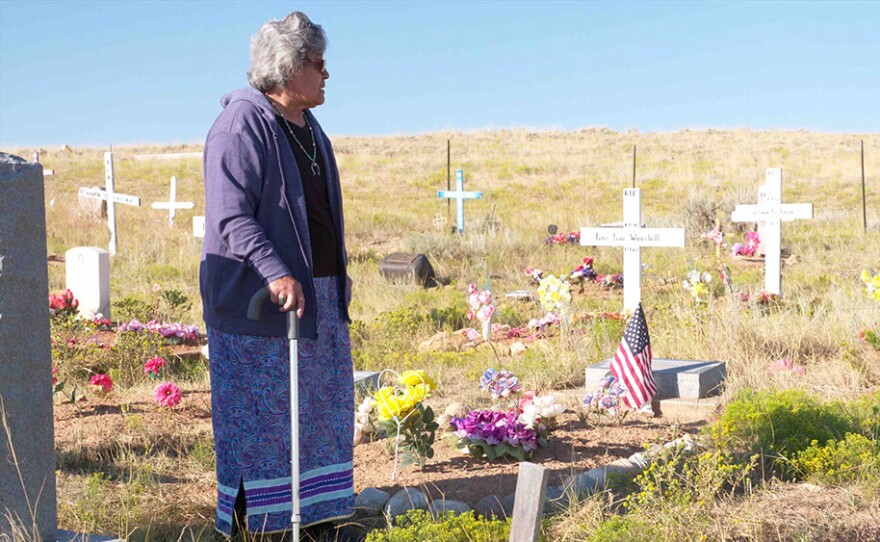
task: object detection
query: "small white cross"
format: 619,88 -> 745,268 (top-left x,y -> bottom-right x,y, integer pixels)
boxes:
151,176 -> 194,225
581,188 -> 686,312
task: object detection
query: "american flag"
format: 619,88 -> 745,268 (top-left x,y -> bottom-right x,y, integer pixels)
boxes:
611,303 -> 656,409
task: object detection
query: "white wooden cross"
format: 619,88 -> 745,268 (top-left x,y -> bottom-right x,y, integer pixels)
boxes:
437,169 -> 482,233
151,176 -> 194,225
731,168 -> 813,296
581,188 -> 686,313
77,151 -> 141,255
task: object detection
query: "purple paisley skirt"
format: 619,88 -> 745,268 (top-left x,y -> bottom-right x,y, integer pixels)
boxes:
207,276 -> 354,535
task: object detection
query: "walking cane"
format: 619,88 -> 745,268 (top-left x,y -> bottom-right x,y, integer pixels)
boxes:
247,287 -> 301,542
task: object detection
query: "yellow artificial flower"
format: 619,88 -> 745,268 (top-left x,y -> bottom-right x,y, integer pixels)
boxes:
398,370 -> 436,391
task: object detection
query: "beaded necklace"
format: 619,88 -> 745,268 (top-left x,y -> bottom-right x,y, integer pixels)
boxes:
272,103 -> 320,176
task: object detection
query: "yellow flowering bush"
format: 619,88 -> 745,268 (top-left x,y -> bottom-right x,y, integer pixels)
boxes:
793,433 -> 880,486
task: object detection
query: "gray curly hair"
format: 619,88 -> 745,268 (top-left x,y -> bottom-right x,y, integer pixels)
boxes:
247,11 -> 327,93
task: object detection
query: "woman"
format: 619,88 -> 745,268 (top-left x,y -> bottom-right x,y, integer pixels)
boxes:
200,11 -> 354,539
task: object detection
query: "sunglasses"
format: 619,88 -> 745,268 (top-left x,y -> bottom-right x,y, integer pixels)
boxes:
306,58 -> 327,73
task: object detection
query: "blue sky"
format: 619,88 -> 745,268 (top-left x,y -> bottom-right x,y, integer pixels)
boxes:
1,0 -> 877,148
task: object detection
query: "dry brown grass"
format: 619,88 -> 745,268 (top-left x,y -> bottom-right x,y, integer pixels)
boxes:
6,127 -> 880,539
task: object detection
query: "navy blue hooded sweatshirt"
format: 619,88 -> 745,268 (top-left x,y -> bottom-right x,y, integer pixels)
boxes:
200,87 -> 349,339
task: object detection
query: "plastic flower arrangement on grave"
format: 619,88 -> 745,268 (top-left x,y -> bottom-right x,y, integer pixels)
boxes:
479,368 -> 522,399
701,227 -> 724,246
861,270 -> 880,302
682,269 -> 713,303
517,392 -> 564,429
89,373 -> 113,394
543,231 -> 580,245
118,319 -> 199,344
537,274 -> 572,314
583,375 -> 629,421
143,355 -> 167,378
524,267 -> 544,284
153,381 -> 182,407
48,289 -> 79,319
527,312 -> 560,335
771,357 -> 806,375
732,231 -> 760,257
466,283 -> 495,323
451,368 -> 559,461
450,409 -> 548,461
371,370 -> 439,469
570,257 -> 598,292
597,273 -> 624,289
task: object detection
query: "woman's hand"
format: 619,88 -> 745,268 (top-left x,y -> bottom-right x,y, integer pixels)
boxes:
268,275 -> 305,318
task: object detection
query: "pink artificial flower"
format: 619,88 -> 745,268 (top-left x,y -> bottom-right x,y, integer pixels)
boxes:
477,290 -> 492,305
518,391 -> 536,411
771,358 -> 806,375
467,283 -> 477,295
467,308 -> 475,321
143,356 -> 167,377
477,305 -> 495,321
153,381 -> 182,407
89,373 -> 113,393
52,367 -> 59,386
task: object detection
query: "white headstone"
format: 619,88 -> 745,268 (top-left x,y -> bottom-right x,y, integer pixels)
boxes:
192,216 -> 206,238
731,169 -> 813,296
151,176 -> 194,225
77,152 -> 141,255
581,188 -> 686,312
65,247 -> 111,319
0,153 -> 57,540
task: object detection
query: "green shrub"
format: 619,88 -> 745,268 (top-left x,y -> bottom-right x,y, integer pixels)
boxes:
793,433 -> 880,485
108,331 -> 171,388
709,390 -> 856,475
366,510 -> 509,542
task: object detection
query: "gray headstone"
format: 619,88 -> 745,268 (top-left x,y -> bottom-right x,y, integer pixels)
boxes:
585,358 -> 726,399
0,153 -> 57,540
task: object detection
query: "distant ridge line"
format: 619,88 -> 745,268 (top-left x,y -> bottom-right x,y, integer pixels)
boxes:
134,152 -> 203,161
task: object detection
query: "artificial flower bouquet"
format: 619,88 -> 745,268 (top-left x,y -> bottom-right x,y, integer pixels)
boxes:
732,231 -> 761,257
49,289 -> 79,319
682,269 -> 713,303
582,374 -> 630,425
370,370 -> 439,468
118,319 -> 200,345
450,368 -> 563,461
